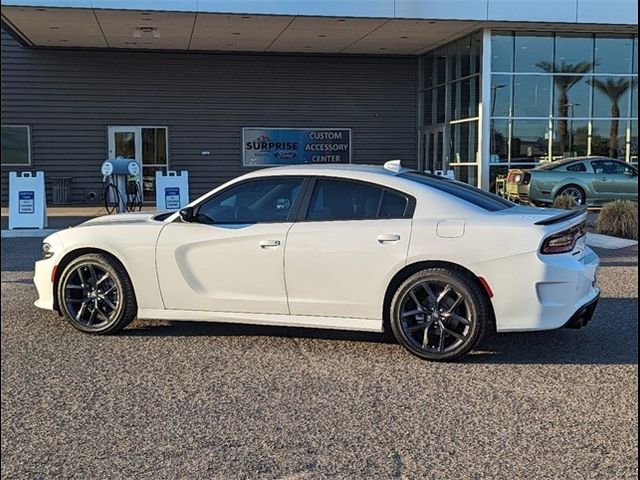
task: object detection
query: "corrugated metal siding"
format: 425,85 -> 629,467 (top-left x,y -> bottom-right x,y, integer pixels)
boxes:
1,27 -> 418,205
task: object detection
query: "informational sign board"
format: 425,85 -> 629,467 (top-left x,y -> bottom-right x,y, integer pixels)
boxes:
9,171 -> 48,229
155,170 -> 189,210
242,127 -> 351,166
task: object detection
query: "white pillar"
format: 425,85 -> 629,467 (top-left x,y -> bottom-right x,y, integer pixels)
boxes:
479,28 -> 492,190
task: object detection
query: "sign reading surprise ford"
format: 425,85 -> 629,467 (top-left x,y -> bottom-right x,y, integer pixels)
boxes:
242,128 -> 351,166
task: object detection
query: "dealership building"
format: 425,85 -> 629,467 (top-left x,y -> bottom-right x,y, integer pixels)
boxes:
1,0 -> 637,205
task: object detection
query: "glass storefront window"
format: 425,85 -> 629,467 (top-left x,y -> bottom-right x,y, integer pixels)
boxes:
630,120 -> 638,162
491,75 -> 511,117
436,85 -> 446,123
555,34 -> 594,67
450,77 -> 478,120
449,121 -> 478,163
490,120 -> 509,162
553,75 -> 591,118
552,120 -> 588,158
513,76 -> 552,117
634,37 -> 638,74
511,120 -> 549,161
452,165 -> 478,186
424,88 -> 434,125
470,33 -> 482,75
423,57 -> 435,89
592,119 -> 627,159
594,35 -> 634,74
491,32 -> 513,72
631,79 -> 638,118
435,49 -> 447,85
515,33 -> 553,73
592,77 -> 633,118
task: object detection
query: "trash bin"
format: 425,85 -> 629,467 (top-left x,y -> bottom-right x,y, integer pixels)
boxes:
51,177 -> 72,205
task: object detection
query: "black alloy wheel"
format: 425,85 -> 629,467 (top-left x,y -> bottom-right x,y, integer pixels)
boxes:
390,268 -> 489,361
57,253 -> 137,334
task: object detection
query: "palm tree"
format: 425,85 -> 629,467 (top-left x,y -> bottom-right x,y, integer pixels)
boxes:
589,77 -> 635,158
536,60 -> 593,154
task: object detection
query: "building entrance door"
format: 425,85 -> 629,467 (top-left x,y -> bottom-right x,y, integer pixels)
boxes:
107,126 -> 169,203
424,127 -> 445,174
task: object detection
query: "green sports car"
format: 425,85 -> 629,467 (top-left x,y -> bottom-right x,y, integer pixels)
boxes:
506,156 -> 638,207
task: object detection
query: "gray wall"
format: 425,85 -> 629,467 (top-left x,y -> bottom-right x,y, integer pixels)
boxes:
1,28 -> 418,205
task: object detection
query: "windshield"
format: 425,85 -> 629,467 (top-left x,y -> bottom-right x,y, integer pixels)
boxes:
398,172 -> 515,212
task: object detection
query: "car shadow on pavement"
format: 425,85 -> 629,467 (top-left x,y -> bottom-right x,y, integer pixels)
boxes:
123,297 -> 637,365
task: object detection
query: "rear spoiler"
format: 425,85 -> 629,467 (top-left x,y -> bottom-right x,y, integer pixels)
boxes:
535,206 -> 587,226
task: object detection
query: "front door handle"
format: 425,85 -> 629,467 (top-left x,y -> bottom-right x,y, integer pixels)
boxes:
259,239 -> 281,249
377,234 -> 401,244
598,177 -> 608,181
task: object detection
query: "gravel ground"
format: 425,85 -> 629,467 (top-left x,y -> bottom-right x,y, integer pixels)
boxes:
1,238 -> 637,479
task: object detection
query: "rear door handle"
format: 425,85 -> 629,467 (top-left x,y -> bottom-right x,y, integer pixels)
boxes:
377,234 -> 401,244
259,239 -> 281,249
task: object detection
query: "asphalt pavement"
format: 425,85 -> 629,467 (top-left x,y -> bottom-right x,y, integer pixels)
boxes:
1,238 -> 638,479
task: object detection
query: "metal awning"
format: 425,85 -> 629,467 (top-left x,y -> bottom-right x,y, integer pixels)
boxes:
1,1 -> 636,54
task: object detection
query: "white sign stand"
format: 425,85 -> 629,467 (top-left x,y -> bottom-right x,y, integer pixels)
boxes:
8,171 -> 48,229
155,170 -> 189,210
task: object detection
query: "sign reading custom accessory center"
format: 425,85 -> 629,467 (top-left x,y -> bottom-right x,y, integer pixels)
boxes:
242,128 -> 351,166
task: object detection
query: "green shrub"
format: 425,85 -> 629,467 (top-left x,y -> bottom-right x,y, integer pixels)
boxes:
596,200 -> 638,240
552,195 -> 577,210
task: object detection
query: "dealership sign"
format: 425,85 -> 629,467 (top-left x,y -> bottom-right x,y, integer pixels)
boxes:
242,127 -> 351,166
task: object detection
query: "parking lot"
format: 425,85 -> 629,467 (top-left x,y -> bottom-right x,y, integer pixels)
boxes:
1,237 -> 637,479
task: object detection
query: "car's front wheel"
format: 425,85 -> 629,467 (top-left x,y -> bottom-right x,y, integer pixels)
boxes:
57,253 -> 137,334
390,268 -> 489,361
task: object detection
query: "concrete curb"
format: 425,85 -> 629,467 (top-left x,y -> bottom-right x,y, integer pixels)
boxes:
586,232 -> 638,250
1,229 -> 60,238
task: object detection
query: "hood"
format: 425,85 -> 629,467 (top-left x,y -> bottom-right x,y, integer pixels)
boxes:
78,211 -> 167,227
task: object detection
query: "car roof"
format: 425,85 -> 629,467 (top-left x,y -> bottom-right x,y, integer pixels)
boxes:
242,163 -> 407,179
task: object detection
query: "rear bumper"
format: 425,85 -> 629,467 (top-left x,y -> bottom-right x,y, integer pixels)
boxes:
472,246 -> 600,332
564,294 -> 600,329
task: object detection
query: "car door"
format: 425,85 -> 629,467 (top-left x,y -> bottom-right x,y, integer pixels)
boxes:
284,177 -> 413,320
155,176 -> 305,314
591,159 -> 638,199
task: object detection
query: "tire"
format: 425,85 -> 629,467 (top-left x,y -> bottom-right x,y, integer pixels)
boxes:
389,268 -> 489,361
557,185 -> 586,206
57,253 -> 137,334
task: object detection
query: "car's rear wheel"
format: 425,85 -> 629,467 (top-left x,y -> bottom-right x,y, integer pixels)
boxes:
557,185 -> 586,206
57,253 -> 137,334
390,268 -> 489,361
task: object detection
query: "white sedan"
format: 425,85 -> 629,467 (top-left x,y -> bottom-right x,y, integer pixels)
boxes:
34,162 -> 600,361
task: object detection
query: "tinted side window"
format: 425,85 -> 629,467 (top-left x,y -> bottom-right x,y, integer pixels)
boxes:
379,190 -> 408,218
566,162 -> 587,172
398,172 -> 514,211
591,160 -> 628,175
307,179 -> 383,221
196,177 -> 303,224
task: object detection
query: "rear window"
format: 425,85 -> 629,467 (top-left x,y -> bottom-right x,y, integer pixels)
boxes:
398,172 -> 514,212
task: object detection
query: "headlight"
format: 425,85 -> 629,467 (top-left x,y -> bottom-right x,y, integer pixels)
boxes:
42,242 -> 54,259
514,174 -> 522,183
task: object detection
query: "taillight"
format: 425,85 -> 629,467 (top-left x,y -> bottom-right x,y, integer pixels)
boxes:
540,222 -> 586,254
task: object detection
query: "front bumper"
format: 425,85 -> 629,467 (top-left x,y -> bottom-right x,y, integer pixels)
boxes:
34,256 -> 57,311
564,294 -> 600,329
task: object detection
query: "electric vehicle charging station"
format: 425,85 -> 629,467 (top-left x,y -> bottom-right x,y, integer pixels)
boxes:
8,171 -> 48,229
101,158 -> 142,214
155,170 -> 189,210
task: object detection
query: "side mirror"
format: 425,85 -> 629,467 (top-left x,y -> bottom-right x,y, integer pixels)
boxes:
179,207 -> 195,223
627,170 -> 638,177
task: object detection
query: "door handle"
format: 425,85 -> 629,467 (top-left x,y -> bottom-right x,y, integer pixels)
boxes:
377,234 -> 401,244
259,239 -> 281,249
598,177 -> 608,181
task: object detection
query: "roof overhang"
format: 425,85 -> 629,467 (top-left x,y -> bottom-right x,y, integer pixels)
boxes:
1,1 -> 637,54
